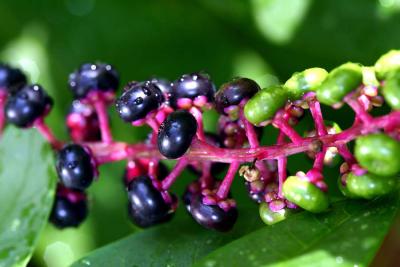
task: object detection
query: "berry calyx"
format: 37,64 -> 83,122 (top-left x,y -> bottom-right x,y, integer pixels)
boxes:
115,81 -> 164,122
0,63 -> 27,94
127,175 -> 175,227
5,84 -> 53,128
170,72 -> 216,108
56,144 -> 97,191
68,63 -> 119,99
189,194 -> 238,232
157,110 -> 197,159
354,133 -> 400,176
282,175 -> 329,213
214,77 -> 260,115
49,189 -> 88,229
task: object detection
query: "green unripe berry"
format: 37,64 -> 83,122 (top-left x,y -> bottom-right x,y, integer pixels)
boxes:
337,176 -> 359,199
282,176 -> 329,213
355,133 -> 400,176
346,172 -> 399,199
374,50 -> 400,80
259,203 -> 291,225
316,62 -> 363,106
382,69 -> 400,110
244,85 -> 288,125
284,68 -> 328,100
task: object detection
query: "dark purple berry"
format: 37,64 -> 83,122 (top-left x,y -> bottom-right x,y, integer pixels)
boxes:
66,100 -> 101,142
127,175 -> 175,227
157,110 -> 197,159
170,72 -> 216,108
215,77 -> 260,114
56,144 -> 96,191
149,77 -> 172,98
0,64 -> 27,94
182,181 -> 201,212
189,195 -> 238,232
116,81 -> 164,122
50,194 -> 88,229
68,63 -> 119,99
5,84 -> 53,128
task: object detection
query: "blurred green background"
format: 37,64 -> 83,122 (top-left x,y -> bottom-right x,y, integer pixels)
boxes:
1,0 -> 400,266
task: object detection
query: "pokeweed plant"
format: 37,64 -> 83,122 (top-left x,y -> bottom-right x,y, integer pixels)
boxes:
0,51 -> 400,266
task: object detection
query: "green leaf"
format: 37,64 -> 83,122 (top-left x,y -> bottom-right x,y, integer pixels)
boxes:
0,127 -> 57,267
194,195 -> 399,267
72,207 -> 263,267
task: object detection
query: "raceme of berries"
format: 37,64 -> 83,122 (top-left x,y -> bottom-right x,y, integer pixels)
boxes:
3,50 -> 400,231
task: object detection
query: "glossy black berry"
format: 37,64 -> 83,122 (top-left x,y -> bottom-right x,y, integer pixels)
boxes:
127,175 -> 174,227
189,195 -> 238,232
182,181 -> 201,212
116,81 -> 164,122
49,196 -> 88,229
56,144 -> 96,191
5,84 -> 53,128
0,64 -> 27,94
170,72 -> 216,108
215,78 -> 260,114
68,63 -> 119,99
149,77 -> 172,96
157,110 -> 197,159
66,100 -> 101,142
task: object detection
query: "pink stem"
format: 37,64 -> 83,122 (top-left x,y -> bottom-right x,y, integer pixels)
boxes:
34,118 -> 63,150
0,91 -> 7,136
308,99 -> 328,136
337,144 -> 356,165
200,161 -> 212,189
146,117 -> 159,145
273,116 -> 303,144
161,157 -> 189,189
216,161 -> 240,199
190,107 -> 206,141
277,131 -> 287,198
313,148 -> 326,171
344,95 -> 373,124
239,109 -> 272,181
92,100 -> 113,143
86,111 -> 400,164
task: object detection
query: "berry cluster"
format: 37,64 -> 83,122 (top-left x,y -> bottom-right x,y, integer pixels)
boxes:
2,51 -> 400,231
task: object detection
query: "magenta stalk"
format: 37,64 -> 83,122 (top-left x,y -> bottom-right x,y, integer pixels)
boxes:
92,100 -> 113,144
161,157 -> 189,189
190,106 -> 206,141
87,111 -> 400,164
277,130 -> 287,198
272,116 -> 303,144
216,161 -> 240,199
344,94 -> 373,124
34,118 -> 63,150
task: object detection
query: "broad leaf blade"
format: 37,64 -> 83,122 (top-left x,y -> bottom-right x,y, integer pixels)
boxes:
72,207 -> 263,267
194,195 -> 399,267
0,127 -> 57,267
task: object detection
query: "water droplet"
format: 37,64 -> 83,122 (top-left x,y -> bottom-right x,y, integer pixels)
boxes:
361,224 -> 368,230
10,219 -> 21,231
81,259 -> 91,266
205,260 -> 216,267
336,256 -> 343,264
